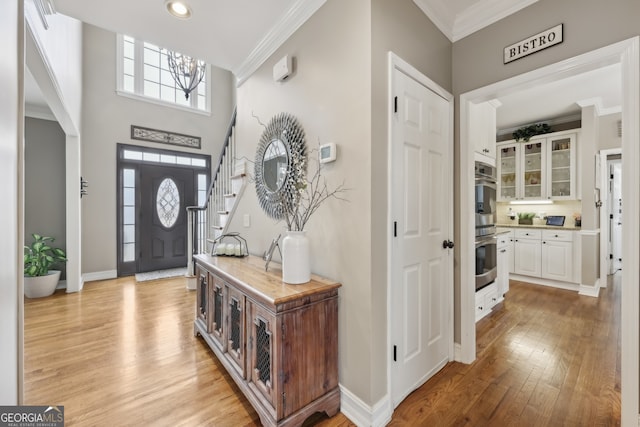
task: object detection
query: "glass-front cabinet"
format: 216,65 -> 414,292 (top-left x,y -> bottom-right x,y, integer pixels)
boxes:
547,133 -> 576,199
498,143 -> 518,200
522,141 -> 544,199
497,131 -> 577,201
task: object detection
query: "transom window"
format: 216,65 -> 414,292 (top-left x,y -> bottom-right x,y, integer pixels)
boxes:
117,34 -> 210,114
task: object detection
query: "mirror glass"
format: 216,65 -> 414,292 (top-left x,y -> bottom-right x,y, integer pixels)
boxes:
254,112 -> 306,220
262,139 -> 288,192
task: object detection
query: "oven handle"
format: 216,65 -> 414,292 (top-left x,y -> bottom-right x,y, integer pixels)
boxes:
475,235 -> 498,248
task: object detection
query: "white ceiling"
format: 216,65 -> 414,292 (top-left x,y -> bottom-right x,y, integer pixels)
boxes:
27,0 -> 621,130
51,0 -> 326,84
495,63 -> 622,131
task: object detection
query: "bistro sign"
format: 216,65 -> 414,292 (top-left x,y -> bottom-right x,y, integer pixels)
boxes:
504,24 -> 563,64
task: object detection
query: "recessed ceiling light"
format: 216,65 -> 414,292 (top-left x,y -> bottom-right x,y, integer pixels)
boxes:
165,1 -> 192,19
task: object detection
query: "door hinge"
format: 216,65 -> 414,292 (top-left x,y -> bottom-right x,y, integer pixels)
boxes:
393,345 -> 397,362
610,254 -> 614,259
394,96 -> 398,113
282,392 -> 286,411
249,335 -> 253,349
393,221 -> 397,237
610,214 -> 614,219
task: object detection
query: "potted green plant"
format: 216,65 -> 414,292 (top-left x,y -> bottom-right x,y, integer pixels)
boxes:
24,233 -> 67,298
512,123 -> 551,142
517,212 -> 536,225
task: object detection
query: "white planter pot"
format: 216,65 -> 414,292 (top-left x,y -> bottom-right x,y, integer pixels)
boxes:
282,231 -> 310,284
24,270 -> 61,298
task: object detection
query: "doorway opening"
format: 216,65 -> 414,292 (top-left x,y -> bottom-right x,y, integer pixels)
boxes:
459,38 -> 639,423
116,144 -> 210,276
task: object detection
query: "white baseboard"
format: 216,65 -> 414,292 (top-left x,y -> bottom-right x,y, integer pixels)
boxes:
83,270 -> 118,283
579,282 -> 600,297
510,274 -> 580,292
339,384 -> 392,427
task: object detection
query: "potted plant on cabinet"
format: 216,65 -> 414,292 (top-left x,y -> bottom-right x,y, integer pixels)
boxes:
24,233 -> 68,298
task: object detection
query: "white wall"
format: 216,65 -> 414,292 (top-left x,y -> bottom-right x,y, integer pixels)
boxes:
0,0 -> 22,405
24,0 -> 82,133
81,24 -> 235,276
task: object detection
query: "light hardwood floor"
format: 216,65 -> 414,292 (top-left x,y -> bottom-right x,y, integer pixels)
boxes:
24,274 -> 620,426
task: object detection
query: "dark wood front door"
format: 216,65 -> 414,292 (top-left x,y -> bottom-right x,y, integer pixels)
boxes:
138,164 -> 195,272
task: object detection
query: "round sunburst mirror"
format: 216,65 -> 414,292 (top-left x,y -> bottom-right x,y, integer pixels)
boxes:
254,112 -> 306,220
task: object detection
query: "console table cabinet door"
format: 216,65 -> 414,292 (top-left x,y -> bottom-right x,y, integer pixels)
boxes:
210,280 -> 225,351
195,267 -> 209,331
248,301 -> 277,414
226,286 -> 245,377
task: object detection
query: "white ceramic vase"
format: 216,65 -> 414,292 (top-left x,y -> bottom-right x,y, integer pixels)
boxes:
282,230 -> 310,284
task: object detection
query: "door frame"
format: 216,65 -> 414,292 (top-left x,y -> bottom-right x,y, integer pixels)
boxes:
458,37 -> 639,424
386,52 -> 454,408
116,143 -> 210,276
598,148 -> 622,283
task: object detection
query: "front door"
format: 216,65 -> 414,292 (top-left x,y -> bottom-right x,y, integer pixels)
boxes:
139,164 -> 195,272
390,63 -> 453,407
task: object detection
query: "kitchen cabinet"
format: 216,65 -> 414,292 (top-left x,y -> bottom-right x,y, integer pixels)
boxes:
470,101 -> 498,163
194,255 -> 341,427
497,232 -> 510,297
475,281 -> 500,322
513,229 -> 542,276
508,227 -> 575,285
546,133 -> 577,200
497,131 -> 577,201
541,230 -> 573,282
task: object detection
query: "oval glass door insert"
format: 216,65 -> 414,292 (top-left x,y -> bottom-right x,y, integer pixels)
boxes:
156,178 -> 180,228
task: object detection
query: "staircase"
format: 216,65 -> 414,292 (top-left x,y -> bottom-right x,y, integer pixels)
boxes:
186,108 -> 247,289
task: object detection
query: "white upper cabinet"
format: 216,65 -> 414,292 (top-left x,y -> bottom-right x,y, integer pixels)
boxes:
497,130 -> 577,201
470,100 -> 499,164
546,133 -> 577,200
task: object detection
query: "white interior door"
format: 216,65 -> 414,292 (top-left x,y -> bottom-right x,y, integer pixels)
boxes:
390,66 -> 453,407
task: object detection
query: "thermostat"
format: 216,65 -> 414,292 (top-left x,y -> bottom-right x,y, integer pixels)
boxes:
319,142 -> 337,164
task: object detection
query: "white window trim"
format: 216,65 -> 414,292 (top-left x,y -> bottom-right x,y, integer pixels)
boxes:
115,34 -> 212,116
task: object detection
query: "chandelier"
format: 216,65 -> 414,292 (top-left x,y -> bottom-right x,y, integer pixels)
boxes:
165,50 -> 205,100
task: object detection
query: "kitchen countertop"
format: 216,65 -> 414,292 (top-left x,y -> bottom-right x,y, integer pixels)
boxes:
496,223 -> 581,231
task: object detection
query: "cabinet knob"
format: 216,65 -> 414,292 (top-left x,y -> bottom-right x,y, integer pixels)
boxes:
543,241 -> 546,244
500,249 -> 506,253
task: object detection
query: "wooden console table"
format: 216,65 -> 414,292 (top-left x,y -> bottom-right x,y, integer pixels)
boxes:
193,254 -> 341,427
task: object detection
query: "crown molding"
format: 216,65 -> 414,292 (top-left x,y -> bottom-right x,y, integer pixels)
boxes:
233,0 -> 327,86
413,0 -> 538,43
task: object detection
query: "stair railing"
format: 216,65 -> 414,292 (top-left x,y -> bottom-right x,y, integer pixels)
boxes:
186,108 -> 237,280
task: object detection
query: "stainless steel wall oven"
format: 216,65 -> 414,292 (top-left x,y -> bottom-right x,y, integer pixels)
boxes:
475,161 -> 497,290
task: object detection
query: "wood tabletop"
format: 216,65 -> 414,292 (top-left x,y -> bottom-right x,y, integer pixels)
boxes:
194,254 -> 341,306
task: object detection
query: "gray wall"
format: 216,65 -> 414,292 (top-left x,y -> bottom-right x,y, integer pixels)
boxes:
370,0 -> 452,403
24,117 -> 67,274
452,0 -> 640,95
81,24 -> 235,275
230,0 -> 451,406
